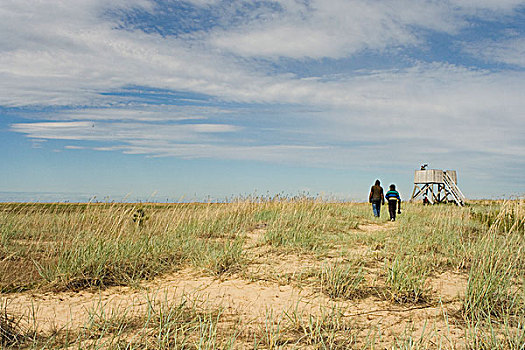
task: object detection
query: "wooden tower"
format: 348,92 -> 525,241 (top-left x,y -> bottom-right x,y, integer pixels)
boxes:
410,167 -> 466,206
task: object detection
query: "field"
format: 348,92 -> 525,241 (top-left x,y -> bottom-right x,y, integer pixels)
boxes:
0,199 -> 524,349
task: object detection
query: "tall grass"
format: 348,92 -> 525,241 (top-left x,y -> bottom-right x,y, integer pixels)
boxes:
463,200 -> 524,320
463,233 -> 524,322
0,202 -> 259,291
463,200 -> 525,348
262,201 -> 363,252
1,200 -> 366,292
384,204 -> 482,271
191,237 -> 245,276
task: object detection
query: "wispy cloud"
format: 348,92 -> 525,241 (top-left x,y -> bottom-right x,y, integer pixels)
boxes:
464,37 -> 525,67
12,120 -> 240,142
208,0 -> 451,59
2,0 -> 523,106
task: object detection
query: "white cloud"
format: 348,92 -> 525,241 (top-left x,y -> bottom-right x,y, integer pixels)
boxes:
8,59 -> 525,167
208,0 -> 444,59
38,107 -> 227,122
11,121 -> 240,143
206,0 -> 525,59
464,37 -> 525,67
94,142 -> 330,162
1,0 -> 523,107
64,145 -> 88,150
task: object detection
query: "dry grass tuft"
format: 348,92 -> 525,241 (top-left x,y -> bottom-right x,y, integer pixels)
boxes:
0,300 -> 27,347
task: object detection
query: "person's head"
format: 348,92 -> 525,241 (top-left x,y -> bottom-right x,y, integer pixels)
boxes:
390,184 -> 396,190
375,179 -> 380,186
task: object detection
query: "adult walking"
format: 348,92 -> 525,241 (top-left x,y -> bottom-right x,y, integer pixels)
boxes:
385,184 -> 402,221
369,180 -> 384,217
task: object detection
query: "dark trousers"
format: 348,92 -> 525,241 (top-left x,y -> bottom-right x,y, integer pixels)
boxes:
388,201 -> 397,221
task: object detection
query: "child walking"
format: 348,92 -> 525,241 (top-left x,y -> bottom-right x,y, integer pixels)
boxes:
385,184 -> 401,221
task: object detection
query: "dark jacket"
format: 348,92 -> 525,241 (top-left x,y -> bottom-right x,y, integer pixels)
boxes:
369,185 -> 384,204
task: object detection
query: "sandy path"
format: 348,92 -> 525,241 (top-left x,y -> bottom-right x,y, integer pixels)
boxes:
6,268 -> 326,332
3,222 -> 469,347
6,268 -> 466,343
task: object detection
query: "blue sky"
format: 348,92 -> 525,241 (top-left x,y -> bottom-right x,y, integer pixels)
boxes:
1,0 -> 524,202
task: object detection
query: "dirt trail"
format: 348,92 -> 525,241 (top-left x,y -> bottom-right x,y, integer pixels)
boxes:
358,220 -> 396,233
7,268 -> 327,333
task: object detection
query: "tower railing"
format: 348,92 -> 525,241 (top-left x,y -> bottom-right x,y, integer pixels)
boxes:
443,172 -> 465,206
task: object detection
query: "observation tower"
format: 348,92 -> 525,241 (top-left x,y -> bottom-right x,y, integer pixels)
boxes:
410,164 -> 466,206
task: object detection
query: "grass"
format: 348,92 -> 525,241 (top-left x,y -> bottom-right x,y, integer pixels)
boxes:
262,200 -> 364,253
0,198 -> 524,348
461,200 -> 525,349
386,256 -> 430,304
254,305 -> 358,349
0,200 -> 367,292
318,262 -> 365,300
1,307 -> 20,347
191,237 -> 245,276
463,200 -> 525,323
0,299 -> 33,348
0,202 -> 258,291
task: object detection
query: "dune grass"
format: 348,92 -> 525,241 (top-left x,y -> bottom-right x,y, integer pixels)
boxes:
0,200 -> 367,292
462,200 -> 525,348
0,202 -> 256,291
318,262 -> 365,300
0,198 -> 524,348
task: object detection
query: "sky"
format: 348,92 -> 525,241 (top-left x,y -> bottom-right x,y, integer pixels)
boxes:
1,0 -> 524,202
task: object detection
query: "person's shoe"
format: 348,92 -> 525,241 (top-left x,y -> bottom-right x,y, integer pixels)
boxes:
391,218 -> 395,221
